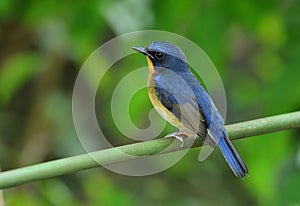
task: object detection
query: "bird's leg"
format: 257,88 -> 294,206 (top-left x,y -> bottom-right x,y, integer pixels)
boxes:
165,130 -> 191,147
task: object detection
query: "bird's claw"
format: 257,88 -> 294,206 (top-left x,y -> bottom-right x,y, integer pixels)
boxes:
165,131 -> 187,147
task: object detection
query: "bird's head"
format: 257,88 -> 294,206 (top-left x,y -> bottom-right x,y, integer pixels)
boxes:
133,41 -> 188,73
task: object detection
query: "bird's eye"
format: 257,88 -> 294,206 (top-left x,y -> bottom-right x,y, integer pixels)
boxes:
155,52 -> 165,60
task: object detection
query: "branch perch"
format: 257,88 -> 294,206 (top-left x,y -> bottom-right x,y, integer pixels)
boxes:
0,111 -> 299,189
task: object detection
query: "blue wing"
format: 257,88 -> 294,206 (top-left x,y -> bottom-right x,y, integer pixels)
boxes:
152,70 -> 208,140
182,71 -> 248,177
153,69 -> 248,177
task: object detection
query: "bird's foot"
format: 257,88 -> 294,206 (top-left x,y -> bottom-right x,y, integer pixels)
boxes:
165,131 -> 189,147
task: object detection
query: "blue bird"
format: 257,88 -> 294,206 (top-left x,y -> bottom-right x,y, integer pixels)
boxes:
133,41 -> 248,178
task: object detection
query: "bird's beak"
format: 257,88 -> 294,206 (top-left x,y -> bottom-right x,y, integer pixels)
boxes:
132,46 -> 154,59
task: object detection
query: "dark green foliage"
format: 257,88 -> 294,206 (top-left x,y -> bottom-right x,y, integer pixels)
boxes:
0,0 -> 300,205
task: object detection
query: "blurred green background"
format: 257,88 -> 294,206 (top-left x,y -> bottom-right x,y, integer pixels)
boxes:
1,0 -> 300,205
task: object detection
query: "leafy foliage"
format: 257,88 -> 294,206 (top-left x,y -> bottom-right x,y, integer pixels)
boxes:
0,0 -> 300,205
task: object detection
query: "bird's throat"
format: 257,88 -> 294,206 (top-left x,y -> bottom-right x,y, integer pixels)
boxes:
146,56 -> 155,75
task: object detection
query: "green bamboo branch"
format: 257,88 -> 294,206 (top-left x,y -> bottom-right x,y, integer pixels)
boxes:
0,111 -> 299,189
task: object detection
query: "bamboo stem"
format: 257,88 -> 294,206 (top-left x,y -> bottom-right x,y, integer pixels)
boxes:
0,111 -> 299,189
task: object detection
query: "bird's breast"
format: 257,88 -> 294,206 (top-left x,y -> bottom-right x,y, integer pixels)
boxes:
148,84 -> 186,130
146,58 -> 186,130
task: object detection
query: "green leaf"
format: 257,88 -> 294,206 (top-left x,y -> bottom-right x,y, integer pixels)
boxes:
0,53 -> 41,104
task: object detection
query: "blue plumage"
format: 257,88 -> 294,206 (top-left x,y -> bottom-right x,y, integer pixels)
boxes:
218,134 -> 248,178
133,41 -> 248,178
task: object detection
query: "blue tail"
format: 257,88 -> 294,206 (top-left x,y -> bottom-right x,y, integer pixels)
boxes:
218,134 -> 248,178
